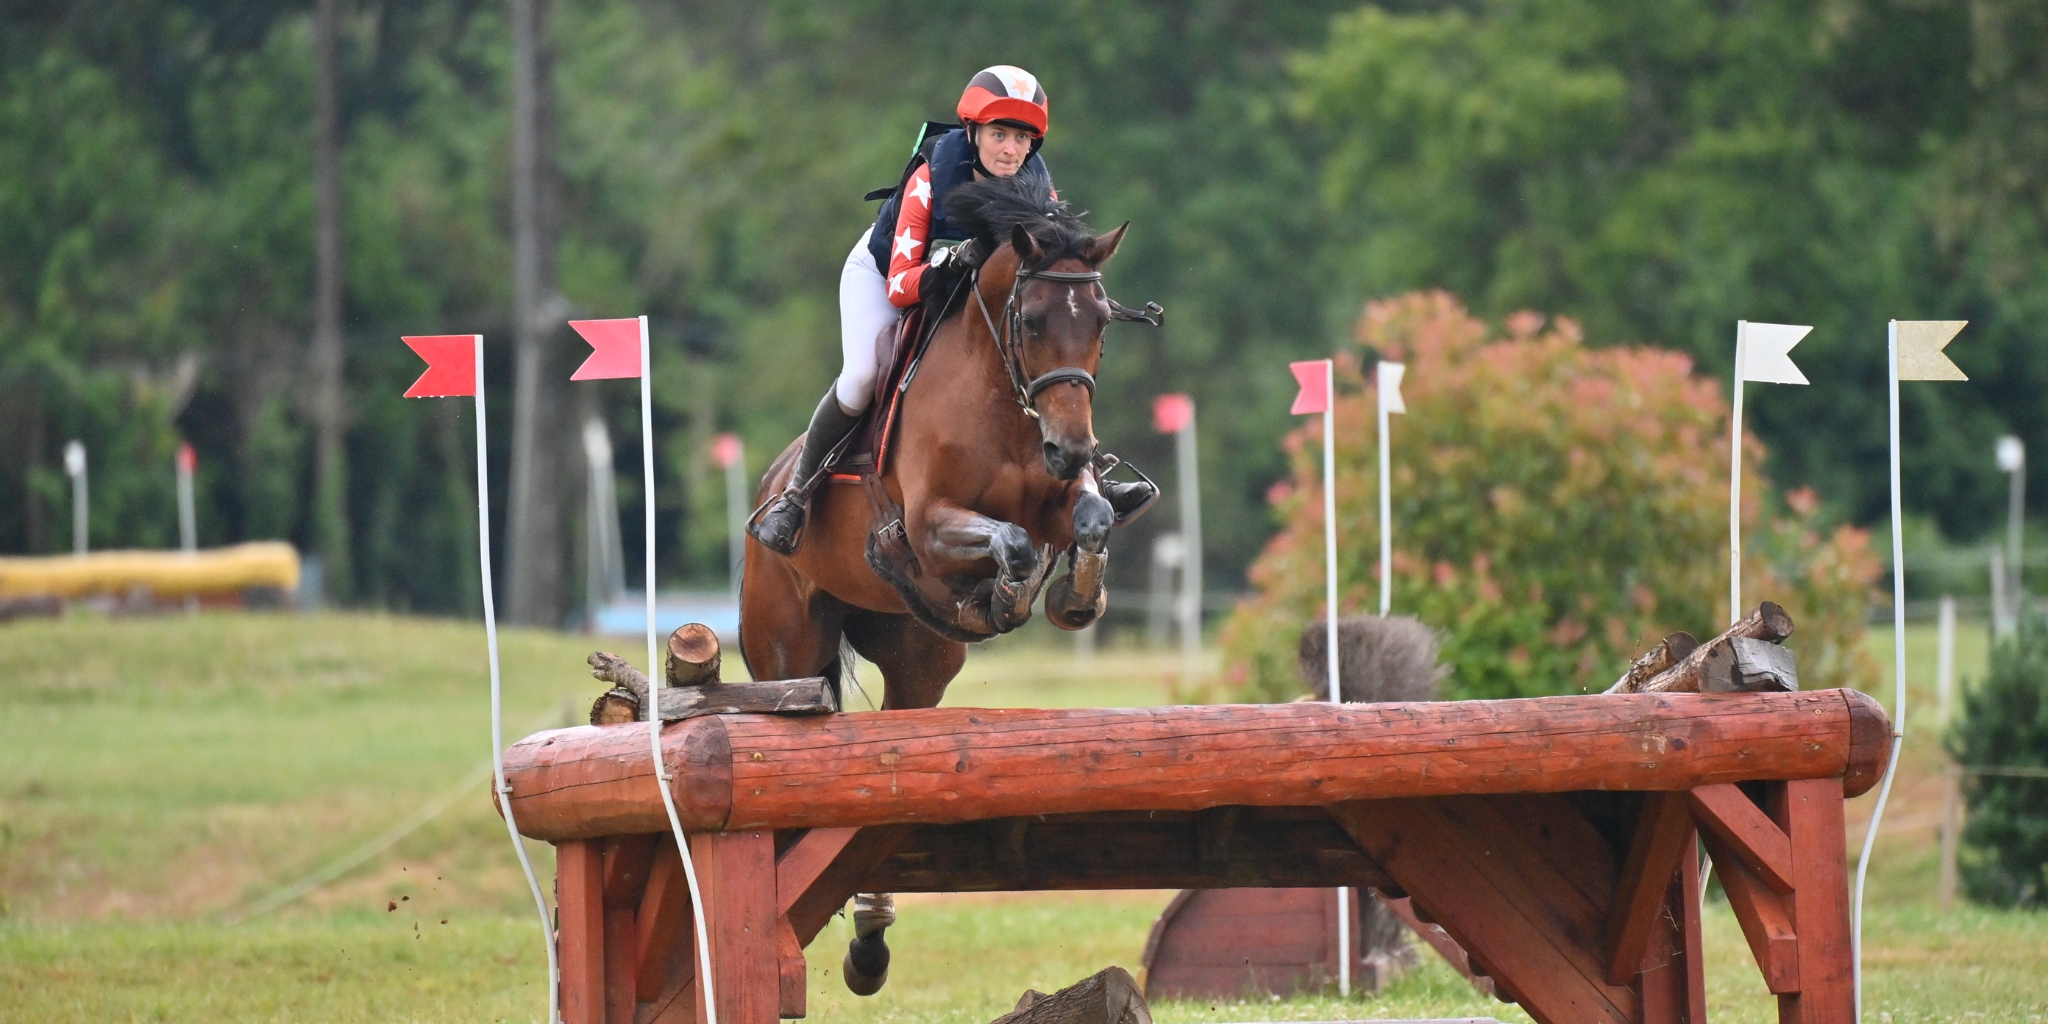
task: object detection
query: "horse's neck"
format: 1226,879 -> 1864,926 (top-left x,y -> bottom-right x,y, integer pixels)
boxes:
926,276 -> 1035,444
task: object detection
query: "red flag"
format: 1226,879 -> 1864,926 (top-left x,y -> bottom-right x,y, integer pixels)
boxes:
569,318 -> 643,380
1152,393 -> 1194,434
175,442 -> 197,474
711,433 -> 743,469
403,335 -> 478,397
1289,359 -> 1331,415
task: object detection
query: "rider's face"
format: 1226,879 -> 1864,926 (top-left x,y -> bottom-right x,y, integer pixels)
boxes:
974,122 -> 1037,177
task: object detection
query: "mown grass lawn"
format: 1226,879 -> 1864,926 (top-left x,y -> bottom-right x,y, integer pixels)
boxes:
0,611 -> 2042,1022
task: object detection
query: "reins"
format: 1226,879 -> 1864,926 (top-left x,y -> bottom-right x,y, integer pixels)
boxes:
971,261 -> 1162,419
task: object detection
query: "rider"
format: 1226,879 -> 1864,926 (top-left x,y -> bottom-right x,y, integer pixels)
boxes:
750,65 -> 1150,555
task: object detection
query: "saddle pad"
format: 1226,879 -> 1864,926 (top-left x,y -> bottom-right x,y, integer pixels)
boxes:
828,305 -> 925,481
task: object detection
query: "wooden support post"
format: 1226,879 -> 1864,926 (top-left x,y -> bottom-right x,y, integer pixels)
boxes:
776,827 -> 860,917
1635,842 -> 1706,1023
700,830 -> 781,1024
1688,783 -> 1792,893
602,836 -> 656,1024
557,839 -> 608,1024
1604,792 -> 1696,986
636,835 -> 694,1003
1331,797 -> 1638,1024
781,825 -> 914,947
1776,779 -> 1855,1024
777,918 -> 807,1019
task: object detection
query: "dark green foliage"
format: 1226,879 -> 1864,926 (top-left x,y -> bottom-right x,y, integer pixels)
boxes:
2,1 -> 2045,615
1948,616 -> 2048,907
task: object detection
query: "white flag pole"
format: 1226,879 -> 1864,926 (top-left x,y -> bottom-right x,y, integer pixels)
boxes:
1730,321 -> 1747,626
1853,320 -> 1910,1023
634,316 -> 721,1024
1316,359 -> 1349,998
1378,365 -> 1401,617
474,334 -> 562,1024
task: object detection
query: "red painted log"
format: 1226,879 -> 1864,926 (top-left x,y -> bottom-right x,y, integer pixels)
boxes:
499,690 -> 1890,842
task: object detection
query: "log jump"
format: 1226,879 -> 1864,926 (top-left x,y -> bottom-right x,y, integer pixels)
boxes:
498,688 -> 1889,1024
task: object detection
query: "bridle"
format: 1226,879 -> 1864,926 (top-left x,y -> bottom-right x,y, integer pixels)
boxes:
971,261 -> 1163,419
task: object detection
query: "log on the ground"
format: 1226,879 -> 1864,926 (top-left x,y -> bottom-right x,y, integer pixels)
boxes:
1631,601 -> 1794,694
585,669 -> 836,725
989,967 -> 1151,1024
666,622 -> 721,687
1606,631 -> 1698,694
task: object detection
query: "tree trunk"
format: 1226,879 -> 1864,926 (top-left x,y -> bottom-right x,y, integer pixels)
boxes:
990,968 -> 1151,1024
506,0 -> 570,626
308,0 -> 352,602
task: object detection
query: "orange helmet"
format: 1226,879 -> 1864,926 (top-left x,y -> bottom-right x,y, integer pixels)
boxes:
956,65 -> 1049,135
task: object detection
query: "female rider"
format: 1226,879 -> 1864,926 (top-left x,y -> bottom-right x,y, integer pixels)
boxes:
750,65 -> 1147,555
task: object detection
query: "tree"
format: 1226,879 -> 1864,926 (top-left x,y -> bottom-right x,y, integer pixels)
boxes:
1220,292 -> 1880,701
1948,616 -> 2048,907
307,0 -> 352,600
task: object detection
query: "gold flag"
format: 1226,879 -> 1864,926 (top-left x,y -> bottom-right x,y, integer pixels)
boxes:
1895,320 -> 1968,381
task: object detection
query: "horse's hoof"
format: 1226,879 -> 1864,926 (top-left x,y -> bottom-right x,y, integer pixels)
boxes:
842,931 -> 890,995
1044,573 -> 1107,631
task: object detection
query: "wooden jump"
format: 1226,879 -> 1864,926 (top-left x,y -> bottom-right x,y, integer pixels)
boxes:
498,688 -> 1889,1024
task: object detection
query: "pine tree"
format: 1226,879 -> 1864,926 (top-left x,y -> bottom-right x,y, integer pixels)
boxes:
1947,615 -> 2048,907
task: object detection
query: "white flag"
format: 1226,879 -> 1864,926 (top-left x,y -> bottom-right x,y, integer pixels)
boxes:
1739,322 -> 1812,385
1378,361 -> 1407,414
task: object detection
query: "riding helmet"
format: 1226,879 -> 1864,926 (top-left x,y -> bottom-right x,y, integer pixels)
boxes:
956,65 -> 1049,136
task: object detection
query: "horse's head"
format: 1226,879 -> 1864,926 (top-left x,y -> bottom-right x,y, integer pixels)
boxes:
982,221 -> 1127,480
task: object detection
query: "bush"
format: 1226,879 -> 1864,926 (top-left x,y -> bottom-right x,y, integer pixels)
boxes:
1948,617 -> 2048,907
1220,291 -> 1880,701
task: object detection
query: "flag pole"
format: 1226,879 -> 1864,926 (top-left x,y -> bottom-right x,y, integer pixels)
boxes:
1319,360 -> 1349,998
474,334 -> 562,1024
1854,320 -> 1910,1022
1730,322 -> 1746,627
1377,370 -> 1393,618
629,316 -> 722,1024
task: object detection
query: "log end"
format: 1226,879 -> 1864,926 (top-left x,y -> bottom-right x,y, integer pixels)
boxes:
1842,688 -> 1894,798
1758,600 -> 1794,642
589,688 -> 640,726
666,623 -> 723,687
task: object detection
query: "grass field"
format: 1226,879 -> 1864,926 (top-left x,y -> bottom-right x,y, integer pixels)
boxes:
0,611 -> 2042,1022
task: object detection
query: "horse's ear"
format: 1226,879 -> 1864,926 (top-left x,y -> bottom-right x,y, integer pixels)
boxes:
1011,224 -> 1041,266
1083,222 -> 1129,266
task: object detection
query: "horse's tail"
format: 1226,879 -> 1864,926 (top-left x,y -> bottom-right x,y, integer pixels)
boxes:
829,634 -> 877,711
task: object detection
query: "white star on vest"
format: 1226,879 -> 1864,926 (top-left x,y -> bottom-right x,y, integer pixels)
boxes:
888,270 -> 908,297
908,176 -> 931,209
893,229 -> 923,261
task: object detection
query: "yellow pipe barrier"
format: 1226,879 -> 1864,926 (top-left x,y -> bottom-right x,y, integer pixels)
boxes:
0,542 -> 300,599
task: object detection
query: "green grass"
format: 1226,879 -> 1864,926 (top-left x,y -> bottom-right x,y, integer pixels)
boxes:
0,611 -> 2043,1022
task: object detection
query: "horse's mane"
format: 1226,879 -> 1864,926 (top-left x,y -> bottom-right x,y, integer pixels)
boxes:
942,174 -> 1094,266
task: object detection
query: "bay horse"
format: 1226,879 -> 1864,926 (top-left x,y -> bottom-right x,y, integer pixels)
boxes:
738,175 -> 1155,992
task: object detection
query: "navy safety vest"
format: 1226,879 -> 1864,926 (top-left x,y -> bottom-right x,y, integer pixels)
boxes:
866,122 -> 1052,273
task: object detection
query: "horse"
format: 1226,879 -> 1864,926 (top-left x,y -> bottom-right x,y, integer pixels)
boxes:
737,174 -> 1154,993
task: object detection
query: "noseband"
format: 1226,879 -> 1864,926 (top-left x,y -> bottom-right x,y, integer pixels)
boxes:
972,263 -> 1163,419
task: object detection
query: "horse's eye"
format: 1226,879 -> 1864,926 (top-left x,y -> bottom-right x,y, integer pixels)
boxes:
1019,314 -> 1042,333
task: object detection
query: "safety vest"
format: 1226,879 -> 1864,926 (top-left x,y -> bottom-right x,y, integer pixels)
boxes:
865,123 -> 1052,272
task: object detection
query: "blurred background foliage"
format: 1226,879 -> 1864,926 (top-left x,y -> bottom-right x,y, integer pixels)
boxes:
1,0 -> 2043,623
1221,292 -> 1882,700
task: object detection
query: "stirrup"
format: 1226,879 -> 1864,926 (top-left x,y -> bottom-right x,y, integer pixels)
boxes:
1093,454 -> 1159,526
747,488 -> 810,556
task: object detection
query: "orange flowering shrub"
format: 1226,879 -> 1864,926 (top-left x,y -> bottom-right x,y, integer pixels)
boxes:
1220,292 -> 1880,701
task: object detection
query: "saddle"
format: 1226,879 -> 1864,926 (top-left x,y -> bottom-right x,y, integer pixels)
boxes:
824,305 -> 926,483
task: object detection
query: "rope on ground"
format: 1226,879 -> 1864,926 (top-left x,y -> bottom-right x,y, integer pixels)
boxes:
227,705 -> 568,922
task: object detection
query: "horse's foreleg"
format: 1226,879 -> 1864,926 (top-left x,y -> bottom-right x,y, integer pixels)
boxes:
922,500 -> 1048,634
1046,490 -> 1113,630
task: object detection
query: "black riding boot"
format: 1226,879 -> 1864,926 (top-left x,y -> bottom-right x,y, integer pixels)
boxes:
748,390 -> 863,555
1101,478 -> 1160,524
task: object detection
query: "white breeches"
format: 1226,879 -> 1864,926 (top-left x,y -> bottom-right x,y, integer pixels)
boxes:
835,226 -> 900,413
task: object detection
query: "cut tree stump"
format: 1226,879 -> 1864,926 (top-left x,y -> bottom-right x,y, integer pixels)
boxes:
989,967 -> 1151,1024
584,625 -> 836,726
666,622 -> 721,687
